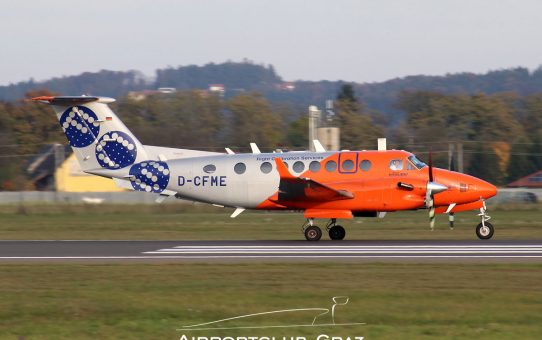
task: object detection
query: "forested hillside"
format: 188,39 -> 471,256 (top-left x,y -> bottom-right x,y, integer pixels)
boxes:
2,62 -> 542,125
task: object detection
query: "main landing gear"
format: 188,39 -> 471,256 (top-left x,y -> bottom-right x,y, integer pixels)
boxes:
475,201 -> 494,240
302,218 -> 346,241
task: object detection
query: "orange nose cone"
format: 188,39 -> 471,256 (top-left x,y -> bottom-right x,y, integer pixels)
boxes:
478,180 -> 498,199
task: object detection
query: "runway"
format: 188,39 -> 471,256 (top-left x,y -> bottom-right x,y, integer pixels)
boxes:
0,240 -> 541,262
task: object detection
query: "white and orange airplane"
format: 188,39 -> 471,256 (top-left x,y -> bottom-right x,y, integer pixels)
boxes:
34,95 -> 498,241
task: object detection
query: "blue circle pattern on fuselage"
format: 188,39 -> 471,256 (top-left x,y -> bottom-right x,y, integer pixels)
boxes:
129,161 -> 170,193
59,106 -> 100,148
95,131 -> 137,169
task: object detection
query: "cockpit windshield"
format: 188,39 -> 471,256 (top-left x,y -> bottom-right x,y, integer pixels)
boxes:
408,155 -> 427,170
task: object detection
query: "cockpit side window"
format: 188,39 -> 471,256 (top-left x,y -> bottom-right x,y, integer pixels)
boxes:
389,159 -> 404,171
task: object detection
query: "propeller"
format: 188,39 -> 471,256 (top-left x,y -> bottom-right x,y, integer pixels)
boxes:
448,152 -> 456,229
425,150 -> 447,230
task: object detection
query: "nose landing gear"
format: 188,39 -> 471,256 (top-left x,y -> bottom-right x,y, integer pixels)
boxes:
475,201 -> 494,240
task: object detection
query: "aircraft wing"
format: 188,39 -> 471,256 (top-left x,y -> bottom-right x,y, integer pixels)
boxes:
270,158 -> 354,203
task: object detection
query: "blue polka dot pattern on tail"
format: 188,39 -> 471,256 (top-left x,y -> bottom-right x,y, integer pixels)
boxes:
129,161 -> 170,193
95,131 -> 137,169
59,106 -> 100,147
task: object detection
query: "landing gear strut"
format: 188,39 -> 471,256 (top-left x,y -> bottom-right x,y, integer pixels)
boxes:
476,201 -> 494,240
326,218 -> 346,241
302,218 -> 322,241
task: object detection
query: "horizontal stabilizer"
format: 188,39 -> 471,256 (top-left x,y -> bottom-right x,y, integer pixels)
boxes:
32,96 -> 115,105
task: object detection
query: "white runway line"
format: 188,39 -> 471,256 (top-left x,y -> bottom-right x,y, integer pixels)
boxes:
1,255 -> 542,259
143,244 -> 542,257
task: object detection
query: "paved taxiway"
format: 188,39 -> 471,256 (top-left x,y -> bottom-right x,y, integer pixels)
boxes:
0,240 -> 541,262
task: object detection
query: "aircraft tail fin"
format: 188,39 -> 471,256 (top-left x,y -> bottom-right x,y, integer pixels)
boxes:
33,96 -> 149,173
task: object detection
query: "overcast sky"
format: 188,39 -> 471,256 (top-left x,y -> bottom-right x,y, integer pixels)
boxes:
1,0 -> 541,85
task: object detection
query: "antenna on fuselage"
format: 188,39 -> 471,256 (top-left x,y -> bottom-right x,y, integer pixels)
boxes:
377,138 -> 387,151
250,143 -> 261,154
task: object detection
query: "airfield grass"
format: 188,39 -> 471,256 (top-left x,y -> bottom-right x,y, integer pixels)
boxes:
0,203 -> 540,240
0,205 -> 541,339
0,262 -> 541,339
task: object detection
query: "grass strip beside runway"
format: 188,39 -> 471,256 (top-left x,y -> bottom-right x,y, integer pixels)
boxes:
0,207 -> 541,240
0,262 -> 541,339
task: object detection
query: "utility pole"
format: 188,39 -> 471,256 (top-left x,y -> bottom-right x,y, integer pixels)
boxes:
448,143 -> 455,170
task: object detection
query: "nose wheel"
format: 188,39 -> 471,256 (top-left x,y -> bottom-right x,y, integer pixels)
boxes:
476,200 -> 494,240
476,222 -> 494,239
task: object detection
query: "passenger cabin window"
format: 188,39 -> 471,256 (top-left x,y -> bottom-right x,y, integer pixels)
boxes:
342,159 -> 355,171
389,159 -> 403,171
325,160 -> 337,172
234,162 -> 246,174
359,160 -> 372,171
309,161 -> 321,172
260,162 -> 272,174
293,161 -> 305,173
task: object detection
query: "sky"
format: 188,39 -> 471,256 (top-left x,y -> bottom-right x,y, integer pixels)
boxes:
1,0 -> 542,85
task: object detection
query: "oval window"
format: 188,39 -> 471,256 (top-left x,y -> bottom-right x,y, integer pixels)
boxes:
293,161 -> 305,173
342,159 -> 355,171
234,162 -> 246,174
260,162 -> 272,174
203,164 -> 216,174
325,160 -> 337,172
359,160 -> 372,171
309,161 -> 321,172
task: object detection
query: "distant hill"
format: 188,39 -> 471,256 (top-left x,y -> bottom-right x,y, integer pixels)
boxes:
2,62 -> 542,124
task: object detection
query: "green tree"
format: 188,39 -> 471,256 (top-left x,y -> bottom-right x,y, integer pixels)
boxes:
287,116 -> 308,148
467,144 -> 503,184
227,93 -> 284,149
506,137 -> 538,182
335,86 -> 384,150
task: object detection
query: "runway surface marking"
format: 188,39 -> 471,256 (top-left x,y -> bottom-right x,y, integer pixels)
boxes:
143,244 -> 542,258
1,241 -> 541,261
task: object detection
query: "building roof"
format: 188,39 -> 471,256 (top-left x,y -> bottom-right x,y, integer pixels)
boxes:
506,170 -> 542,188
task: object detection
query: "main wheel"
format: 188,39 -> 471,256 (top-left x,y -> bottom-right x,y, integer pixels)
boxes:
329,225 -> 346,240
476,222 -> 494,240
304,226 -> 322,241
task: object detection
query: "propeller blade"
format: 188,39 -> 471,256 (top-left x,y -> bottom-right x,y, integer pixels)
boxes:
428,197 -> 435,231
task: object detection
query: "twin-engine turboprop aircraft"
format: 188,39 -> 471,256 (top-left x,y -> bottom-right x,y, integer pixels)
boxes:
34,95 -> 498,241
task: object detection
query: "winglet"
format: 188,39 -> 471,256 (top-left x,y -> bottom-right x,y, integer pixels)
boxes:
313,140 -> 326,152
274,158 -> 296,180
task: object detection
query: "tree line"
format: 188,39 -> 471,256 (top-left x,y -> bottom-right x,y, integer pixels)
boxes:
0,86 -> 540,190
